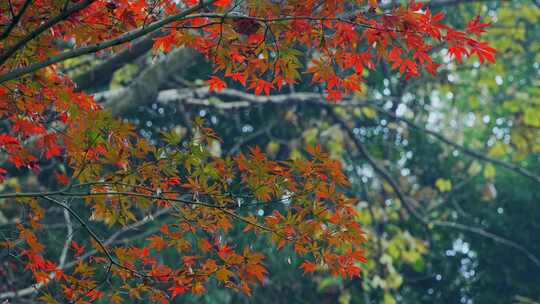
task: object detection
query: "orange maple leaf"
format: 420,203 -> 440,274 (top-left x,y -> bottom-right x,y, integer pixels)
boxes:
208,76 -> 227,92
299,261 -> 316,274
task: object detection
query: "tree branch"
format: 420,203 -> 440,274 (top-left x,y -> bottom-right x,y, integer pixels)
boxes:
59,207 -> 73,268
0,0 -> 215,83
431,220 -> 540,267
41,196 -> 116,268
72,36 -> 155,92
0,207 -> 172,300
370,104 -> 540,185
327,108 -> 540,268
0,0 -> 33,41
326,107 -> 428,223
0,0 -> 95,65
104,48 -> 199,116
0,0 -> 474,83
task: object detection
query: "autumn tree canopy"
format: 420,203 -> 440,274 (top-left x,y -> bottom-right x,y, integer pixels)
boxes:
0,0 -> 503,303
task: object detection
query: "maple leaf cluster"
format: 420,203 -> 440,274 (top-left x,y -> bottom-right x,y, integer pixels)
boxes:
0,0 -> 496,302
0,0 -> 495,175
176,0 -> 495,101
1,119 -> 366,302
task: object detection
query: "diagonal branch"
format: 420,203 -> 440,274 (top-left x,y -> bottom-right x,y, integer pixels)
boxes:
431,220 -> 540,267
0,195 -> 113,300
0,207 -> 172,300
326,107 -> 428,223
41,195 -> 116,267
72,36 -> 155,92
0,0 -> 95,65
0,204 -> 74,300
327,107 -> 540,268
369,104 -> 540,185
0,0 -> 215,83
0,0 -> 33,41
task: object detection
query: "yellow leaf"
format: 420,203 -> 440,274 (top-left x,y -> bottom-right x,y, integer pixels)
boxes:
302,128 -> 318,145
435,178 -> 452,192
484,164 -> 496,179
524,108 -> 540,127
38,293 -> 59,304
488,142 -> 507,158
382,182 -> 394,193
361,107 -> 377,119
511,132 -> 528,151
338,292 -> 351,304
208,139 -> 222,157
266,141 -> 280,157
384,294 -> 397,304
289,149 -> 303,161
109,292 -> 123,304
467,161 -> 482,176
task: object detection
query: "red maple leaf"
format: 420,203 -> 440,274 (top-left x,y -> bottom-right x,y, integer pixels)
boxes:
34,271 -> 50,284
467,16 -> 491,36
215,0 -> 232,7
71,241 -> 85,257
169,285 -> 189,299
208,76 -> 227,92
218,244 -> 234,259
226,72 -> 247,86
324,89 -> 343,103
246,264 -> 268,283
55,172 -> 70,185
448,45 -> 469,64
148,235 -> 167,251
153,34 -> 175,53
0,168 -> 6,183
249,79 -> 273,96
299,261 -> 316,274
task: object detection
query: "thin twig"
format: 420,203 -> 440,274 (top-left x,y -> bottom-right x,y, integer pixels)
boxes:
0,0 -> 33,41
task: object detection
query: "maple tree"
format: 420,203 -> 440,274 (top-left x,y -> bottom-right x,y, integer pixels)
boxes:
0,0 -> 498,302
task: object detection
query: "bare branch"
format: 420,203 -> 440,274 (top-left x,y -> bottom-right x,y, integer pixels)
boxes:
327,108 -> 540,268
370,104 -> 540,185
0,206 -> 74,300
326,107 -> 428,223
0,207 -> 172,300
431,220 -> 540,267
40,196 -> 116,267
72,36 -> 155,91
104,48 -> 199,116
59,207 -> 73,268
